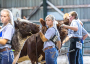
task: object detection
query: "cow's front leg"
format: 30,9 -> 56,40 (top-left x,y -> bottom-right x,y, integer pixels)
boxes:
12,52 -> 20,64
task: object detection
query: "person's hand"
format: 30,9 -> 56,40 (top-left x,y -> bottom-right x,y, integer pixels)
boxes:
62,40 -> 66,45
39,29 -> 42,33
58,49 -> 60,53
61,24 -> 67,28
58,49 -> 61,56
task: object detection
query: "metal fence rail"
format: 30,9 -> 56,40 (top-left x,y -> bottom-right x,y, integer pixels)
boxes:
83,22 -> 90,56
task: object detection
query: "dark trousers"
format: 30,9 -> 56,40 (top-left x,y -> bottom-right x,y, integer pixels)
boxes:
69,38 -> 80,64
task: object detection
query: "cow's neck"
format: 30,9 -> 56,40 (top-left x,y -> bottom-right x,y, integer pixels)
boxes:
14,30 -> 30,57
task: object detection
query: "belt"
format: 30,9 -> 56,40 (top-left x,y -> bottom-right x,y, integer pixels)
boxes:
0,48 -> 11,52
44,46 -> 53,51
71,37 -> 79,38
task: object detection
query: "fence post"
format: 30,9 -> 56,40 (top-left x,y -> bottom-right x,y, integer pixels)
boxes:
43,0 -> 47,20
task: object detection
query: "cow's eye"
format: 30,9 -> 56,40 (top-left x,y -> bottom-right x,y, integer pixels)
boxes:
22,23 -> 27,26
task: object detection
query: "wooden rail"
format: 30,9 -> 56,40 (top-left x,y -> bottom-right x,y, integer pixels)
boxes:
0,4 -> 90,10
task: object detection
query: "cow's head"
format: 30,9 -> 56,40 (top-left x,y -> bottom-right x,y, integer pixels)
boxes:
14,18 -> 40,37
63,13 -> 70,25
56,21 -> 68,42
56,13 -> 70,42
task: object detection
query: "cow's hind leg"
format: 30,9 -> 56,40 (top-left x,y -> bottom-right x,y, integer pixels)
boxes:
31,61 -> 35,64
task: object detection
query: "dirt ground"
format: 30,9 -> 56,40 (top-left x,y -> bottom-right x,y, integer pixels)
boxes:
18,55 -> 90,64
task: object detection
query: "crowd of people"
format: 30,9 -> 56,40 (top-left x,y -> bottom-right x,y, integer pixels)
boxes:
0,8 -> 89,64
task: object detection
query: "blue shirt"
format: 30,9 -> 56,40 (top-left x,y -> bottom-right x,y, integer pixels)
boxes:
0,23 -> 14,49
44,27 -> 60,49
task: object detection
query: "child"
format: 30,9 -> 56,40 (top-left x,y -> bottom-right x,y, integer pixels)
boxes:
63,13 -> 85,64
40,15 -> 61,64
0,9 -> 14,64
62,11 -> 88,64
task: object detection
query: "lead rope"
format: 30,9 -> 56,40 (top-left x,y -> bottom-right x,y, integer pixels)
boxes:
36,36 -> 38,64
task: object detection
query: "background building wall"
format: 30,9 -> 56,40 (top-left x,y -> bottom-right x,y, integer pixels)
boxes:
0,0 -> 90,21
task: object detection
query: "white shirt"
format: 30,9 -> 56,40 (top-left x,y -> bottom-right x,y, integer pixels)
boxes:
0,23 -> 14,49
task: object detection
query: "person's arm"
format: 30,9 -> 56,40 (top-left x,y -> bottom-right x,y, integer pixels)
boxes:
62,25 -> 78,31
56,41 -> 61,50
56,41 -> 61,53
40,28 -> 56,42
62,36 -> 70,44
0,26 -> 2,29
0,39 -> 8,45
82,27 -> 88,40
2,26 -> 14,45
79,21 -> 83,26
83,34 -> 88,40
40,32 -> 48,42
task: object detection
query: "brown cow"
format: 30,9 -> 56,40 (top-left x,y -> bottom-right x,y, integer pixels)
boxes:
57,13 -> 69,42
19,17 -> 69,64
11,18 -> 40,64
19,18 -> 47,64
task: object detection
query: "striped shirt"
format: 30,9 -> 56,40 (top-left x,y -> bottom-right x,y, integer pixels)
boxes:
68,19 -> 88,39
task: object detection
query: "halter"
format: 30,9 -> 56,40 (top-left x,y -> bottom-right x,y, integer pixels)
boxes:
29,31 -> 32,35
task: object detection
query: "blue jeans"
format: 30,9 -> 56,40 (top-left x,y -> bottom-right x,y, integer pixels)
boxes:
80,38 -> 83,64
0,48 -> 14,64
80,49 -> 83,64
44,48 -> 58,64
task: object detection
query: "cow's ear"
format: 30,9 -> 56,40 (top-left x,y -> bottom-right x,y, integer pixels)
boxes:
14,21 -> 19,29
39,18 -> 46,26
